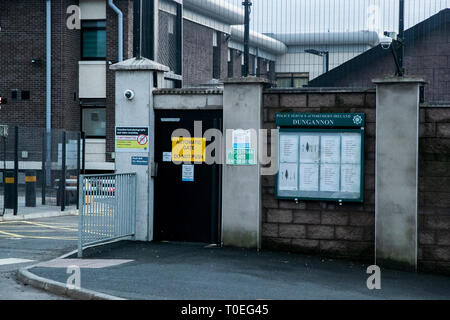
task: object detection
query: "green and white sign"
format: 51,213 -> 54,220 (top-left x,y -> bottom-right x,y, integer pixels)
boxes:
275,112 -> 365,203
227,148 -> 255,165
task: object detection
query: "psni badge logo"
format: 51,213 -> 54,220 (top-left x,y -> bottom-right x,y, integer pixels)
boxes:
353,115 -> 363,125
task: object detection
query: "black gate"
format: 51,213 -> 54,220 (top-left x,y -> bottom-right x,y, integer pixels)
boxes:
154,110 -> 222,244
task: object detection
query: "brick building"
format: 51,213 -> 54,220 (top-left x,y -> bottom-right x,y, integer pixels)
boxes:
309,9 -> 450,104
0,0 -> 282,171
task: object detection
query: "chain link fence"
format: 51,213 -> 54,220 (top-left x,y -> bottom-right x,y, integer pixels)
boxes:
153,0 -> 449,102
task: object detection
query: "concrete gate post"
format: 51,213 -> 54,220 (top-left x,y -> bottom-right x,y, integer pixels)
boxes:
110,58 -> 169,241
373,76 -> 425,271
222,77 -> 269,249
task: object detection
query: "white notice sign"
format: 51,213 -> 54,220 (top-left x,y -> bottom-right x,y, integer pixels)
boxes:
300,135 -> 320,163
280,135 -> 298,163
163,152 -> 172,162
182,165 -> 194,182
321,135 -> 341,163
341,164 -> 361,193
299,163 -> 319,192
341,134 -> 361,164
279,163 -> 298,191
320,164 -> 340,192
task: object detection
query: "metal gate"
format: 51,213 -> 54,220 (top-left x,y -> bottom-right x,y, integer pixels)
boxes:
78,173 -> 137,257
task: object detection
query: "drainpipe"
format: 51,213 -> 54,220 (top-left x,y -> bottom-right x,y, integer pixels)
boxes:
108,0 -> 123,62
45,0 -> 51,186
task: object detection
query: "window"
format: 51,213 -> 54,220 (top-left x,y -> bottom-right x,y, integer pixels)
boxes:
21,91 -> 30,100
168,15 -> 174,34
276,73 -> 309,88
212,32 -> 220,79
11,89 -> 18,100
82,108 -> 106,137
81,20 -> 106,60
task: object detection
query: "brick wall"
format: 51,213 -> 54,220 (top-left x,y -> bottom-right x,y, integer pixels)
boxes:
418,106 -> 450,274
183,20 -> 213,86
262,90 -> 376,262
262,91 -> 450,274
323,21 -> 450,103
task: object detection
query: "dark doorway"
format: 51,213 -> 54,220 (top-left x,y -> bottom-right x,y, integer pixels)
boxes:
154,110 -> 222,244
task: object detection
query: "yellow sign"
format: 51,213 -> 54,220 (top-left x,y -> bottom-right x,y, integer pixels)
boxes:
5,177 -> 14,184
25,176 -> 36,183
172,137 -> 206,163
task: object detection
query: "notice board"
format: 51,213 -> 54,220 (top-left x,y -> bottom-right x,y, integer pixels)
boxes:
275,113 -> 365,202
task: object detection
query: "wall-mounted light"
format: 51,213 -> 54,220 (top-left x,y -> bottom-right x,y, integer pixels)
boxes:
31,58 -> 42,65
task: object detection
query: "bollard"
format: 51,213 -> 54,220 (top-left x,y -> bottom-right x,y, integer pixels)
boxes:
25,170 -> 37,207
4,171 -> 16,209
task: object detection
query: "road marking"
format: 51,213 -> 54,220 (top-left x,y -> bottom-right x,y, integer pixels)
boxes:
0,230 -> 76,240
0,258 -> 34,266
36,259 -> 133,269
19,221 -> 77,232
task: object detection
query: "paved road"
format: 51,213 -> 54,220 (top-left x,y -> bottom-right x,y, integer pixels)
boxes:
30,241 -> 450,300
0,215 -> 78,300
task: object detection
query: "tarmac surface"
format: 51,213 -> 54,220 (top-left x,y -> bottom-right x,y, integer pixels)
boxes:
29,240 -> 450,300
0,215 -> 77,299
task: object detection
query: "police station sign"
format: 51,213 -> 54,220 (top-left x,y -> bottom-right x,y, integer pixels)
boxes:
276,113 -> 365,128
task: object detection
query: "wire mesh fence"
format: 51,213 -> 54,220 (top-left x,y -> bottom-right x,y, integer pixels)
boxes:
0,126 -> 83,217
153,0 -> 449,102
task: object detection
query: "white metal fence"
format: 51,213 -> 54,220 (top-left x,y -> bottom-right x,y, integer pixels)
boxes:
77,173 -> 137,257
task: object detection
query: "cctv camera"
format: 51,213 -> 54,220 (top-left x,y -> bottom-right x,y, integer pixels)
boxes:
379,36 -> 393,50
124,89 -> 135,100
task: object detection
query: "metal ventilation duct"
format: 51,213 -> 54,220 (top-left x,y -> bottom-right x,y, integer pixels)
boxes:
183,0 -> 245,25
230,25 -> 288,55
267,31 -> 380,47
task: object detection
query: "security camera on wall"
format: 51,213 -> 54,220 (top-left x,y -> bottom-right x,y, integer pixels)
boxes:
380,31 -> 396,50
124,89 -> 135,101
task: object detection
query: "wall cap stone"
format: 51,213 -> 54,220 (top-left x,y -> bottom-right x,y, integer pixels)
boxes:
110,57 -> 170,72
223,76 -> 270,85
264,87 -> 375,94
372,76 -> 427,85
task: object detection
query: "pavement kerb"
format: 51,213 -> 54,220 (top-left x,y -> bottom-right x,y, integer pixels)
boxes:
16,249 -> 126,300
0,209 -> 78,222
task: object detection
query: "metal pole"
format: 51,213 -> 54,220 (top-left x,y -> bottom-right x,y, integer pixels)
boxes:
76,132 -> 81,210
243,0 -> 252,77
324,52 -> 329,73
61,131 -> 66,212
81,132 -> 86,174
14,126 -> 18,216
42,130 -> 46,205
398,0 -> 405,75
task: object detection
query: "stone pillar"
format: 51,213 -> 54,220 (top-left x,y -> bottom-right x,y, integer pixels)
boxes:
373,77 -> 425,271
110,58 -> 169,241
222,77 -> 269,249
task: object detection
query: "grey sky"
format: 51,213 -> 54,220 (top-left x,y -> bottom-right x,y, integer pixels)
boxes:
225,0 -> 450,34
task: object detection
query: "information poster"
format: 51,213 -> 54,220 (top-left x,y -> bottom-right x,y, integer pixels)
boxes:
278,163 -> 298,191
277,131 -> 363,201
280,135 -> 298,163
182,164 -> 194,182
299,163 -> 319,191
320,135 -> 340,163
300,136 -> 319,163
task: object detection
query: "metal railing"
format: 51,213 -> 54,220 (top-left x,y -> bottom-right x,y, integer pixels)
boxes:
78,173 -> 137,257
